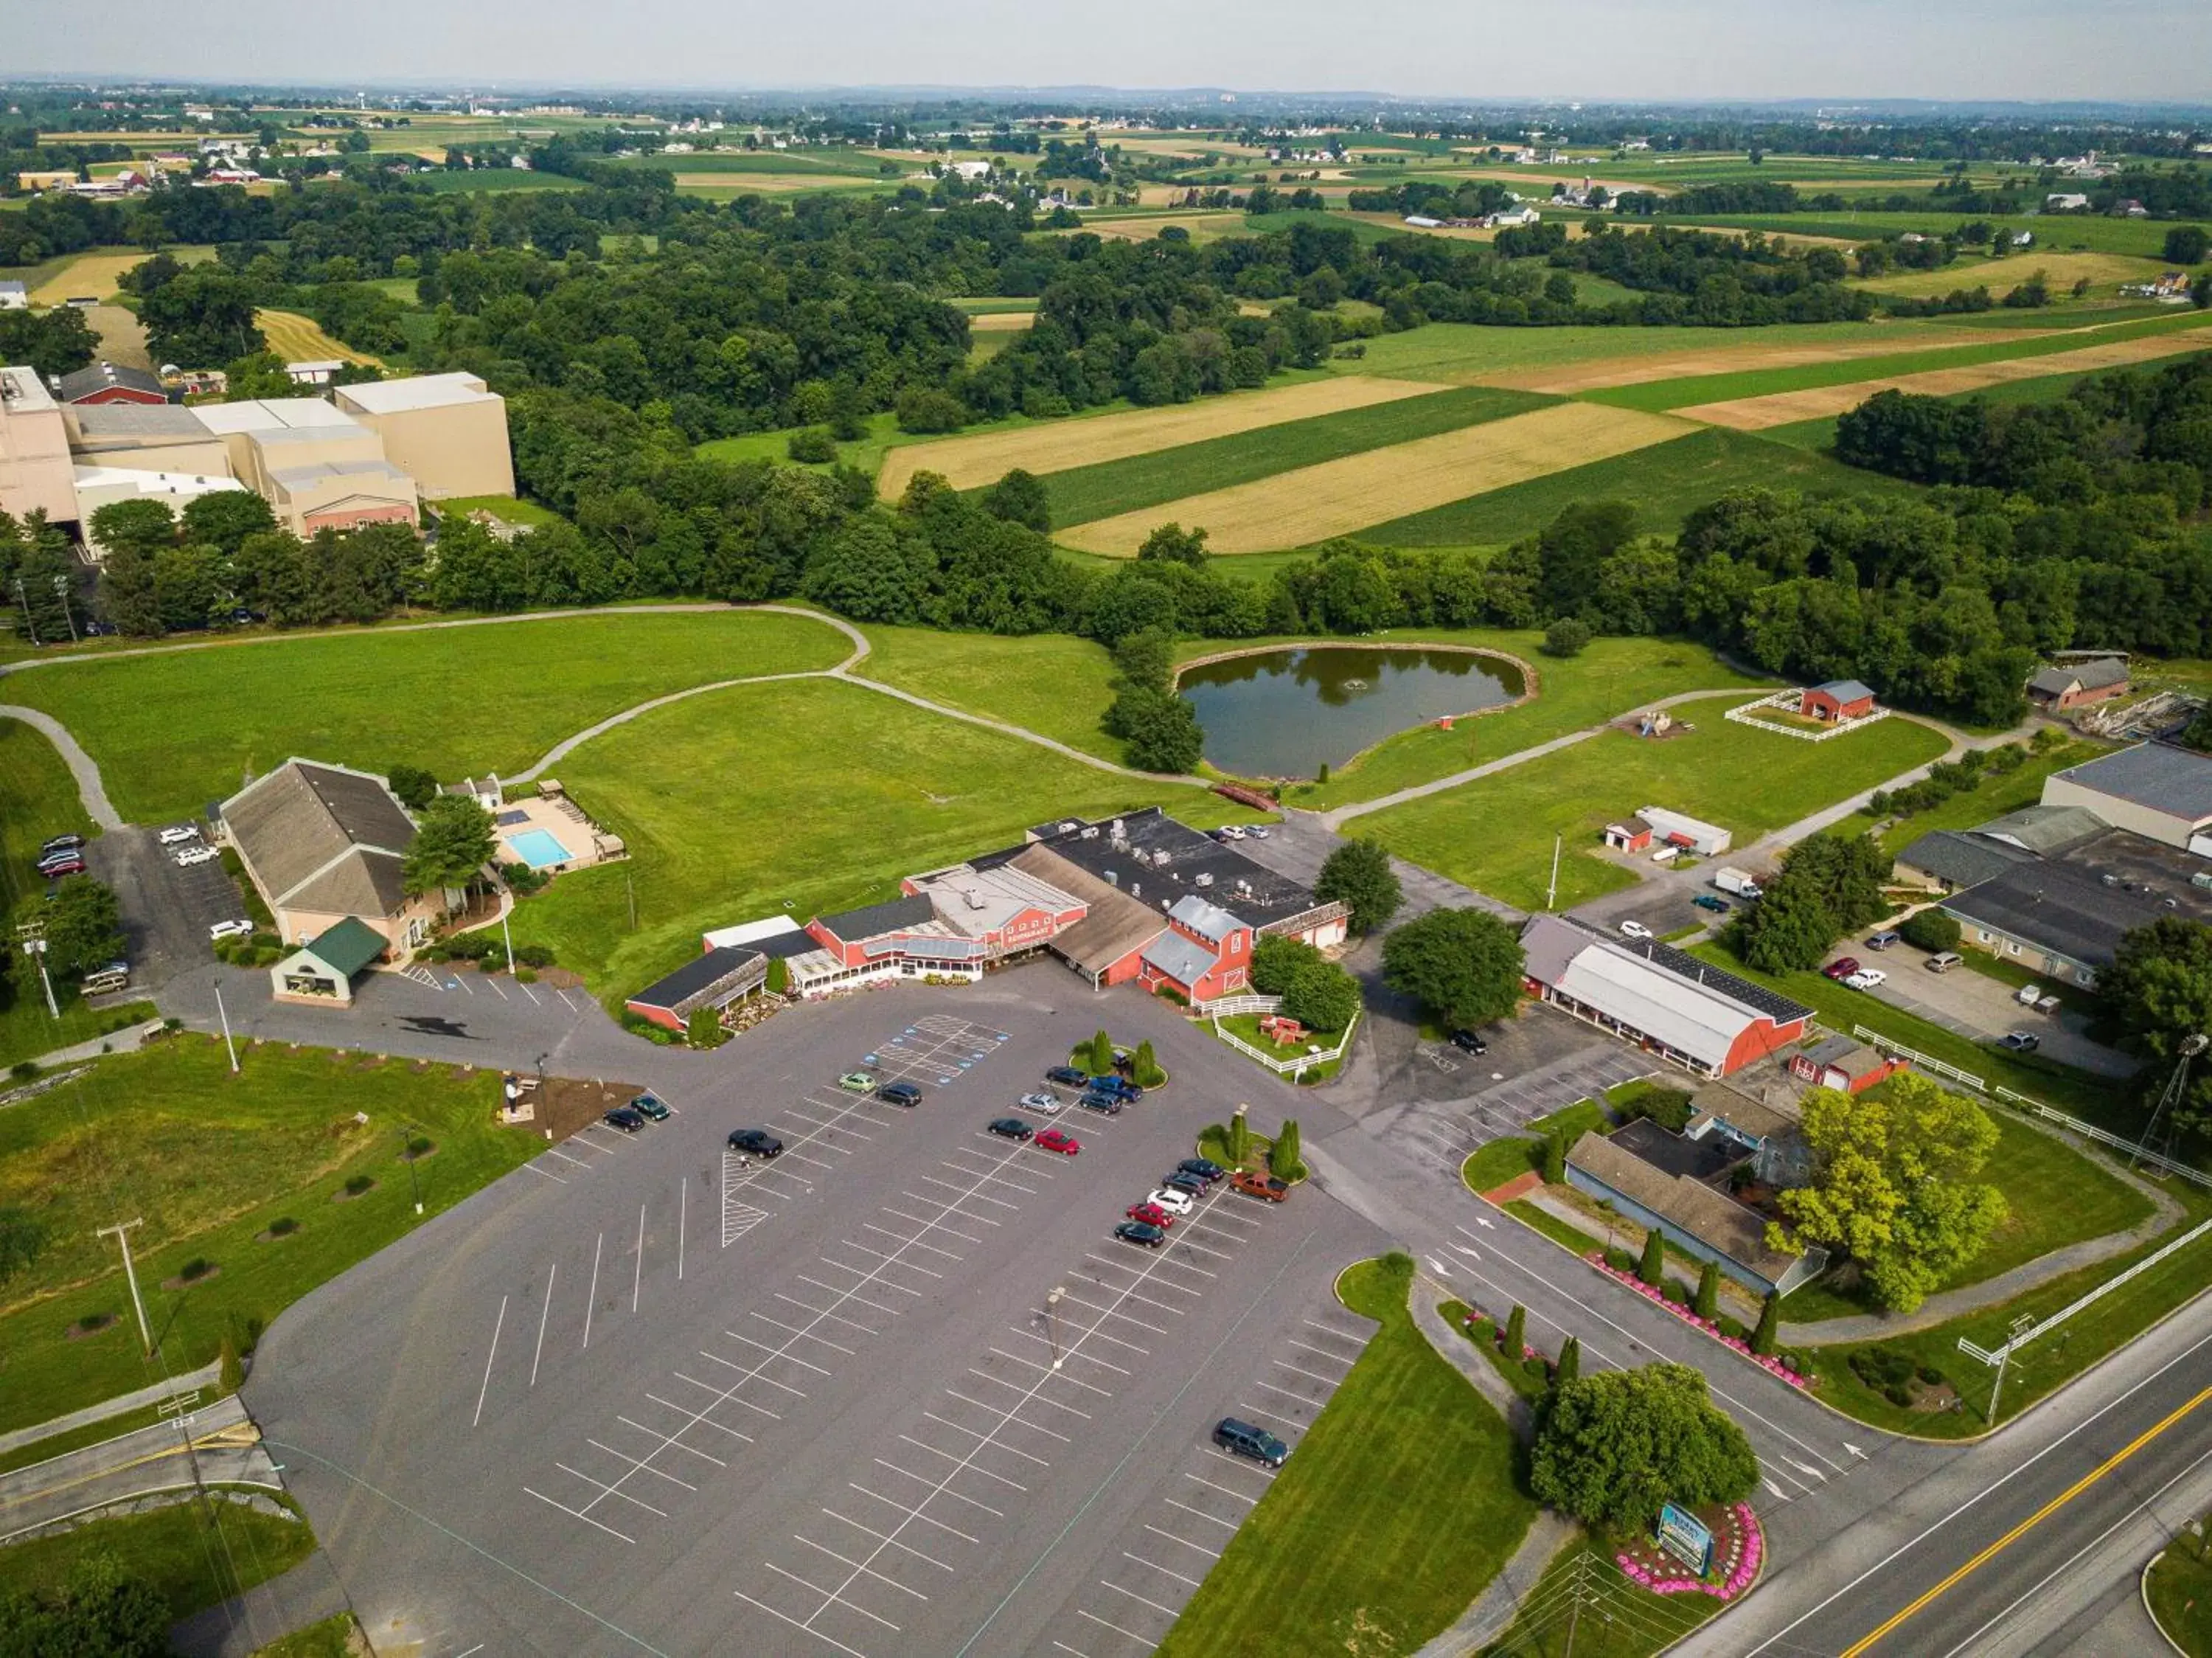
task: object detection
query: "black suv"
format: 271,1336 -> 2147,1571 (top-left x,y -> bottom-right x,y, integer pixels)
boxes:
1046,1065 -> 1090,1088
1449,1029 -> 1488,1055
726,1128 -> 784,1159
1077,1091 -> 1124,1116
1214,1418 -> 1290,1468
877,1081 -> 922,1108
1176,1158 -> 1226,1184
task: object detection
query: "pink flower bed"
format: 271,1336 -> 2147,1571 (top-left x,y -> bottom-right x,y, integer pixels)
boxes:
1617,1504 -> 1764,1600
1587,1256 -> 1808,1388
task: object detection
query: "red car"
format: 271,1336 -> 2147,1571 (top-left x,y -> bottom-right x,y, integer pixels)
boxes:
1822,957 -> 1860,981
1125,1201 -> 1175,1229
1034,1128 -> 1081,1156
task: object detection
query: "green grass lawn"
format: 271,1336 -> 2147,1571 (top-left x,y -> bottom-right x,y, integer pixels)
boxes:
1826,739 -> 2099,852
0,1496 -> 316,1626
1474,1535 -> 1723,1658
1359,712 -> 1950,910
0,718 -> 159,1068
1778,1109 -> 2153,1323
1585,311 -> 2212,413
1807,1183 -> 2212,1435
504,676 -> 1252,1005
2146,1527 -> 2212,1657
1357,426 -> 1919,547
1237,631 -> 1770,811
1041,385 -> 1557,528
2,607 -> 853,823
413,168 -> 586,193
436,493 -> 566,529
0,1037 -> 523,1433
248,1614 -> 362,1658
1666,211 -> 2189,260
854,625 -> 1126,762
1680,940 -> 2148,1138
1155,1254 -> 1534,1658
1461,1097 -> 1608,1194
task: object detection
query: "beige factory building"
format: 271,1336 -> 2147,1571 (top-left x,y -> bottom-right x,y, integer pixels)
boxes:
63,403 -> 232,476
333,372 -> 514,500
0,366 -> 77,525
192,398 -> 417,536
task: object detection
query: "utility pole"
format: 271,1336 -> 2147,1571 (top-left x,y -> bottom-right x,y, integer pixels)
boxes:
97,1218 -> 153,1355
501,906 -> 516,974
13,576 -> 38,648
2132,1033 -> 2207,1172
214,982 -> 239,1072
51,573 -> 77,643
1046,1286 -> 1065,1370
1547,833 -> 1562,911
1989,1311 -> 2036,1424
401,1124 -> 423,1215
22,938 -> 59,1020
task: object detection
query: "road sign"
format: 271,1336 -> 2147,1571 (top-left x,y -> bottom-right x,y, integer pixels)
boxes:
156,1390 -> 201,1420
1656,1502 -> 1714,1574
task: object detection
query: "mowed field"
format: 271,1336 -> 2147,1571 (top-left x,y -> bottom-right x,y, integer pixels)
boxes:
1058,402 -> 1694,555
1677,326 -> 2212,429
876,375 -> 1443,495
1359,712 -> 1952,910
26,245 -> 213,306
256,308 -> 381,367
1481,325 -> 2049,395
1851,250 -> 2169,298
1,608 -> 852,823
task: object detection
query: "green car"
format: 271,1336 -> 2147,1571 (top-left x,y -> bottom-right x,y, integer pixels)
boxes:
838,1071 -> 877,1093
630,1091 -> 670,1122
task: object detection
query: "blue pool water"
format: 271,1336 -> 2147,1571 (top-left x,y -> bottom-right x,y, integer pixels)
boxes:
507,828 -> 575,869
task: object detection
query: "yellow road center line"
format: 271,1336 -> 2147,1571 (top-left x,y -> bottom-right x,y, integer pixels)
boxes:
1840,1384 -> 2212,1657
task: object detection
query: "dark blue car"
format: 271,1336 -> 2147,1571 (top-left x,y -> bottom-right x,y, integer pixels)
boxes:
1090,1074 -> 1143,1102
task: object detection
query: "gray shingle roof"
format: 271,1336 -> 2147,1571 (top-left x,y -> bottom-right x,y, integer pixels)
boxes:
2054,743 -> 2212,824
628,946 -> 768,1017
1975,805 -> 2108,856
1896,830 -> 2037,889
220,760 -> 418,920
1813,679 -> 1877,704
54,361 -> 167,403
1141,930 -> 1220,988
816,892 -> 938,943
1008,845 -> 1164,977
1568,1131 -> 1809,1281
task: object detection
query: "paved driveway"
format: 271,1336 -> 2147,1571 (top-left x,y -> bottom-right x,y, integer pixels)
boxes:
88,827 -> 243,999
1368,1036 -> 1655,1179
1832,943 -> 2140,1080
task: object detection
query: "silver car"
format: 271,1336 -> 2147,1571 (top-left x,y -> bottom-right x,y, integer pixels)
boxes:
1018,1092 -> 1062,1114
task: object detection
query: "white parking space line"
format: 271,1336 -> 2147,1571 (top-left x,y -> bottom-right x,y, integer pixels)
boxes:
671,1372 -> 782,1421
1004,1327 -> 1129,1375
697,1348 -> 809,1398
1200,1447 -> 1276,1481
731,1593 -> 869,1658
819,1508 -> 956,1572
618,1418 -> 725,1465
942,1390 -> 1073,1442
529,1265 -> 554,1388
835,1241 -> 946,1280
899,1192 -> 1001,1226
1143,1524 -> 1220,1559
1098,1580 -> 1180,1618
920,1412 -> 1051,1466
1271,1358 -> 1349,1387
722,1329 -> 834,1375
872,1459 -> 1006,1517
1286,1338 -> 1354,1366
1076,1609 -> 1156,1645
1052,1293 -> 1165,1339
591,1442 -> 696,1491
750,1311 -> 858,1355
860,1221 -> 962,1261
556,1465 -> 666,1517
470,1295 -> 508,1429
794,1535 -> 931,1600
897,1435 -> 1029,1492
644,1392 -> 754,1445
774,1291 -> 880,1336
1162,1496 -> 1239,1529
1181,1471 -> 1259,1505
849,1485 -> 981,1544
1123,1552 -> 1203,1589
760,1563 -> 901,1632
880,1208 -> 985,1244
524,1486 -> 633,1544
795,1274 -> 903,1317
817,1255 -> 925,1297
985,1347 -> 1112,1395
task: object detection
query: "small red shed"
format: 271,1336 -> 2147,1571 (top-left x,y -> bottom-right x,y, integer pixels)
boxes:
1801,679 -> 1878,722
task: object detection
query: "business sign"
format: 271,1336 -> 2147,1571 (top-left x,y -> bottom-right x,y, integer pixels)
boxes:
1656,1502 -> 1714,1574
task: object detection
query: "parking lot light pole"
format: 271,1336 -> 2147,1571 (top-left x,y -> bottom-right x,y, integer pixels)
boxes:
213,983 -> 239,1072
501,906 -> 516,975
1047,1286 -> 1065,1370
400,1124 -> 424,1215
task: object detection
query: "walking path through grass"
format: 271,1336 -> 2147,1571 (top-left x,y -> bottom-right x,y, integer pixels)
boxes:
0,704 -> 122,829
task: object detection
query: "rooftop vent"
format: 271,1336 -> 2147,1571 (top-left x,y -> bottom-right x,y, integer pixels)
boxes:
1194,873 -> 1214,888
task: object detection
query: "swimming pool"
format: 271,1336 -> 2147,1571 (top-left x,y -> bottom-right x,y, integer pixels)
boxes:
506,828 -> 575,870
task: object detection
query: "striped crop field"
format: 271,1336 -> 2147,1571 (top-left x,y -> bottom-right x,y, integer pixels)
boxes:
876,375 -> 1444,496
1674,326 -> 2212,430
1057,403 -> 1694,555
1046,386 -> 1557,530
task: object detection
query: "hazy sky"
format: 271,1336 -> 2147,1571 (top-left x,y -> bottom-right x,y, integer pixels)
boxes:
7,0 -> 2208,104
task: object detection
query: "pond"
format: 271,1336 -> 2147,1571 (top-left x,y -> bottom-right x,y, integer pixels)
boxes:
1176,645 -> 1525,780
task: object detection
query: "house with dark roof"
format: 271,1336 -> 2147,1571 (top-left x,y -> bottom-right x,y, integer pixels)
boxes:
1938,826 -> 2212,987
1801,679 -> 1878,722
1520,914 -> 1813,1078
53,361 -> 168,406
1004,843 -> 1166,988
269,916 -> 389,1006
2042,742 -> 2212,854
2027,658 -> 2129,711
218,760 -> 439,954
625,946 -> 770,1033
1565,1128 -> 1826,1298
1894,805 -> 2108,892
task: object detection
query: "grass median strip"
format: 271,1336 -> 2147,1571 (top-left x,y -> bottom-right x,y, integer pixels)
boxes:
1155,1252 -> 1534,1658
0,1496 -> 316,1626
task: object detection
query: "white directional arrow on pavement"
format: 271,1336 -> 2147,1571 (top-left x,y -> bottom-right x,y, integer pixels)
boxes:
1785,1457 -> 1827,1482
1426,1255 -> 1453,1277
1762,1477 -> 1789,1501
1451,1243 -> 1483,1260
1472,1215 -> 1495,1229
1843,1443 -> 1869,1460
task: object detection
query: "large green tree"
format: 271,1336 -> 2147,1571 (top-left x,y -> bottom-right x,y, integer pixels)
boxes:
43,877 -> 125,978
0,1550 -> 170,1658
1529,1364 -> 1759,1530
1315,838 -> 1402,936
2101,916 -> 2212,1140
1381,906 -> 1526,1030
1281,958 -> 1360,1035
1768,1075 -> 2008,1313
401,796 -> 496,901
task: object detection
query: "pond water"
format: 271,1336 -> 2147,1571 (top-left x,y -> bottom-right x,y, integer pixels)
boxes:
1177,645 -> 1525,779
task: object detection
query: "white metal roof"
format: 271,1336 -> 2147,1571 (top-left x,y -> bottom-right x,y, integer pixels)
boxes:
703,915 -> 810,950
1551,948 -> 1764,1071
911,861 -> 1082,940
1167,892 -> 1242,942
192,398 -> 361,434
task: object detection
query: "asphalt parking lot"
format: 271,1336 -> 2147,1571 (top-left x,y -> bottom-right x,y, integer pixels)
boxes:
87,824 -> 243,996
247,979 -> 1386,1658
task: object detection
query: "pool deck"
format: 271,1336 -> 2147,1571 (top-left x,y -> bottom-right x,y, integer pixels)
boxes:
495,791 -> 620,875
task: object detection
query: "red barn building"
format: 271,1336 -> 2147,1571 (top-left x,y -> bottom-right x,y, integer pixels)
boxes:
1801,679 -> 1878,723
1520,914 -> 1813,1078
54,361 -> 168,406
1136,895 -> 1253,1002
1788,1035 -> 1909,1095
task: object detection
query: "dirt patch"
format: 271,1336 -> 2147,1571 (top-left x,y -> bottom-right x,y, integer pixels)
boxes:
1854,250 -> 2163,299
66,1313 -> 117,1341
1675,325 -> 2212,429
1057,402 -> 1693,555
507,1075 -> 648,1143
1479,327 -> 2051,395
1068,212 -> 1248,245
255,308 -> 381,368
965,311 -> 1035,332
84,305 -> 153,370
159,1266 -> 220,1291
877,375 -> 1447,495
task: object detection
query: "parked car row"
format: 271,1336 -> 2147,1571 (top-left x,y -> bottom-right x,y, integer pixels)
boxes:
33,833 -> 86,879
604,1091 -> 674,1134
1113,1157 -> 1227,1248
